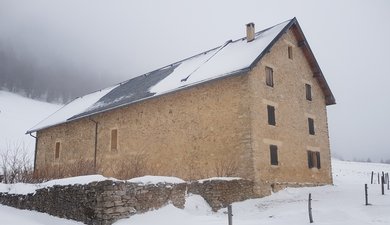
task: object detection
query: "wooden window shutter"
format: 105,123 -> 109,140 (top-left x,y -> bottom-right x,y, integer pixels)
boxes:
111,129 -> 118,151
307,151 -> 313,168
270,145 -> 278,165
267,105 -> 276,126
55,142 -> 60,159
308,118 -> 315,135
316,152 -> 321,169
288,46 -> 293,59
265,67 -> 274,87
305,84 -> 312,101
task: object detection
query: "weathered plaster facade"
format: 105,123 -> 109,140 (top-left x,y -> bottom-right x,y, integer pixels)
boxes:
35,26 -> 333,196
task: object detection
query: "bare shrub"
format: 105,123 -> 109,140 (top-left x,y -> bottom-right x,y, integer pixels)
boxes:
34,159 -> 95,181
116,152 -> 149,179
63,159 -> 95,177
214,156 -> 239,177
0,141 -> 34,183
180,149 -> 205,181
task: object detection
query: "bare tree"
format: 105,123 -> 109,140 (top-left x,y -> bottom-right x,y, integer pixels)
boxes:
0,141 -> 34,183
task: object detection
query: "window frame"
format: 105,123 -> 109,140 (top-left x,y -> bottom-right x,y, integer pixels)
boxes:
308,118 -> 315,135
55,142 -> 60,159
305,84 -> 312,101
307,150 -> 321,169
267,105 -> 276,126
265,66 -> 274,87
270,145 -> 278,166
111,129 -> 118,151
288,46 -> 293,59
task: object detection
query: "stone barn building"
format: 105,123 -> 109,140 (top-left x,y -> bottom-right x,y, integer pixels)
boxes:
27,18 -> 335,196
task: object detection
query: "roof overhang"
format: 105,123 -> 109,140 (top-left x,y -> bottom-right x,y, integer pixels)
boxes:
290,19 -> 336,105
250,18 -> 335,105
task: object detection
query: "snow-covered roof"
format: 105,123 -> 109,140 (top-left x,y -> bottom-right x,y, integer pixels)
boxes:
27,18 -> 335,134
27,85 -> 118,133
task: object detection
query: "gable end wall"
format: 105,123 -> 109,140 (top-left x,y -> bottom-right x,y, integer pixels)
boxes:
248,28 -> 332,195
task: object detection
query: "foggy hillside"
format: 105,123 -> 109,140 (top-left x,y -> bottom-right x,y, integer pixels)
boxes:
0,43 -> 118,104
0,90 -> 61,157
1,0 -> 390,162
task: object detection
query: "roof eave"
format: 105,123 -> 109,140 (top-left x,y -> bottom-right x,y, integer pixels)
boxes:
68,68 -> 251,122
292,19 -> 336,106
29,68 -> 251,133
26,124 -> 56,134
249,17 -> 335,106
249,18 -> 296,70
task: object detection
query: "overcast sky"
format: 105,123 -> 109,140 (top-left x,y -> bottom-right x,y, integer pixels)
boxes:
1,0 -> 389,161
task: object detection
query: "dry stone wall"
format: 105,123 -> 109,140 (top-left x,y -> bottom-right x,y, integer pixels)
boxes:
0,179 -> 255,225
188,179 -> 255,211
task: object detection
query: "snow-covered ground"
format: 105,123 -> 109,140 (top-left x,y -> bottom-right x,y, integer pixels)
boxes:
0,91 -> 62,156
0,175 -> 114,195
1,159 -> 389,225
0,175 -> 186,195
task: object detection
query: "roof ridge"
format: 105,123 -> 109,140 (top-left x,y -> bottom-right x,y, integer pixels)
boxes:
231,18 -> 294,43
110,19 -> 295,89
56,19 -> 294,104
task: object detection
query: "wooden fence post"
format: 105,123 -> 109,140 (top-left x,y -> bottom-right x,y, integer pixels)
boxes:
308,193 -> 313,223
382,172 -> 385,182
371,171 -> 374,184
378,173 -> 380,184
227,204 -> 233,225
387,173 -> 389,190
365,184 -> 369,205
381,175 -> 385,195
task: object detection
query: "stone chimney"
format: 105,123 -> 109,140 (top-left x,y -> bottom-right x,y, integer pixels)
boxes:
246,23 -> 255,42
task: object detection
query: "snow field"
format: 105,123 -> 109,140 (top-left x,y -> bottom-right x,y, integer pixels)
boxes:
0,160 -> 389,224
116,160 -> 390,225
0,91 -> 62,157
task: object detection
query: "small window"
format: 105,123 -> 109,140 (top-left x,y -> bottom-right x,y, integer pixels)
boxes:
288,46 -> 293,59
270,145 -> 278,165
307,151 -> 321,169
55,142 -> 60,159
111,129 -> 118,151
308,118 -> 315,135
305,84 -> 312,101
267,105 -> 276,126
265,67 -> 274,87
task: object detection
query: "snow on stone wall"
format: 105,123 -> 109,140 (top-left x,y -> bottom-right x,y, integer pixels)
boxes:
0,178 -> 255,225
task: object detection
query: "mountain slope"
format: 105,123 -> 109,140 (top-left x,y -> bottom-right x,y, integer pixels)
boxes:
0,91 -> 62,156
